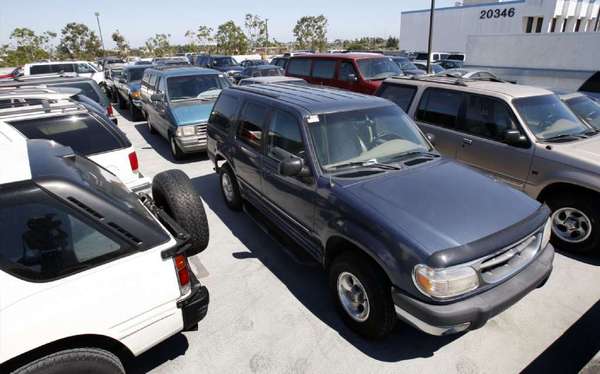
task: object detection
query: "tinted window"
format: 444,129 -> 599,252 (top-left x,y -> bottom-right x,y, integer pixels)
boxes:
157,77 -> 166,93
416,88 -> 464,129
166,75 -> 231,101
9,114 -> 124,155
196,56 -> 210,66
311,60 -> 336,79
213,57 -> 238,66
210,94 -> 239,132
148,72 -> 158,87
357,58 -> 402,80
48,82 -> 101,104
128,67 -> 148,81
339,62 -> 357,81
30,65 -> 51,75
267,110 -> 304,160
378,84 -> 417,112
238,102 -> 268,150
287,59 -> 311,76
77,63 -> 96,74
0,190 -> 129,281
565,95 -> 600,130
52,64 -> 75,73
460,94 -> 518,141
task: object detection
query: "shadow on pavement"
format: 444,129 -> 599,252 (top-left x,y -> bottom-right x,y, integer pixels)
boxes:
133,123 -> 208,164
128,333 -> 189,373
191,173 -> 459,363
556,249 -> 600,267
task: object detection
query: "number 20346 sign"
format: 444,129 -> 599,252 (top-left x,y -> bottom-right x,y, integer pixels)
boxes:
480,7 -> 516,19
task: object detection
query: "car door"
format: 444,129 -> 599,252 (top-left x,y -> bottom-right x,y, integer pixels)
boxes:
455,93 -> 534,189
285,58 -> 312,83
309,59 -> 337,88
154,76 -> 171,138
207,93 -> 241,161
336,61 -> 359,92
413,88 -> 465,158
261,108 -> 318,255
232,100 -> 269,201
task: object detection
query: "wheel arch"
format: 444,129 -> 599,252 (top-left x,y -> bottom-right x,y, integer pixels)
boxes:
537,182 -> 600,203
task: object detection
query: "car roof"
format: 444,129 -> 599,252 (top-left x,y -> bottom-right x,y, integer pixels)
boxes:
240,76 -> 304,83
245,64 -> 281,70
289,53 -> 386,61
230,83 -> 392,114
559,91 -> 587,100
0,76 -> 96,87
148,66 -> 222,77
25,61 -> 89,66
384,76 -> 552,99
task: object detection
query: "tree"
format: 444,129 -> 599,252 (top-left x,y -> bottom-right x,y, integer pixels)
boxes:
8,28 -> 56,63
215,21 -> 248,55
385,36 -> 399,49
57,23 -> 101,60
111,30 -> 129,57
244,14 -> 267,49
185,26 -> 214,53
145,33 -> 172,57
184,30 -> 198,52
293,15 -> 327,52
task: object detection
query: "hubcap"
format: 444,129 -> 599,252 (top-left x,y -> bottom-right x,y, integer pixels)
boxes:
221,172 -> 235,202
552,207 -> 592,243
337,272 -> 370,322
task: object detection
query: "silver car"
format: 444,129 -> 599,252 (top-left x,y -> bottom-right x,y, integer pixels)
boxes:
376,76 -> 600,254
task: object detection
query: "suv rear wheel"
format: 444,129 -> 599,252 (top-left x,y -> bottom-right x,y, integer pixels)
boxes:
547,193 -> 600,254
13,348 -> 124,374
219,164 -> 242,210
152,170 -> 209,256
329,252 -> 396,339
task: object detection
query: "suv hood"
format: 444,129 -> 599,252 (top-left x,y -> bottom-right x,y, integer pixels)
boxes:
128,80 -> 141,91
214,65 -> 243,73
170,100 -> 215,126
341,159 -> 541,256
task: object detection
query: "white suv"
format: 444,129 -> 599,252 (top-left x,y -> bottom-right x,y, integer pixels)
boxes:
0,126 -> 210,373
20,61 -> 105,85
0,88 -> 151,194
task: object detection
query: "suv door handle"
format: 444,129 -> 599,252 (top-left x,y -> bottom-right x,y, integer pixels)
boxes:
462,138 -> 473,145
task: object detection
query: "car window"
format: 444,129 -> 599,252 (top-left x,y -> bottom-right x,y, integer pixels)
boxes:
339,62 -> 358,81
237,102 -> 268,150
416,88 -> 465,129
48,82 -> 101,104
459,94 -> 518,142
267,110 -> 305,160
128,67 -> 148,82
311,60 -> 336,79
29,65 -> 52,75
210,94 -> 240,132
148,72 -> 157,87
565,95 -> 600,130
0,190 -> 130,281
77,63 -> 96,74
9,114 -> 124,155
287,58 -> 311,76
157,77 -> 166,93
378,84 -> 417,113
166,75 -> 231,101
52,64 -> 75,73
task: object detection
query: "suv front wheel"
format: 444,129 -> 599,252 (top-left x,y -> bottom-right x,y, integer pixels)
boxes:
329,252 -> 396,339
547,194 -> 600,254
13,348 -> 125,374
169,134 -> 185,161
219,164 -> 242,210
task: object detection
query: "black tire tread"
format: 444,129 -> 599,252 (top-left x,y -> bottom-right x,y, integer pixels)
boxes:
12,347 -> 124,374
219,164 -> 243,211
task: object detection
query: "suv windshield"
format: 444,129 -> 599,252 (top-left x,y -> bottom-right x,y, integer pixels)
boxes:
393,58 -> 418,70
308,105 -> 432,170
128,67 -> 148,81
356,58 -> 402,80
167,74 -> 232,101
213,57 -> 238,67
564,95 -> 600,130
513,95 -> 589,140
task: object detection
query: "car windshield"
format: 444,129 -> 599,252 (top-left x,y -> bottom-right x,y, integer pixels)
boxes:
167,74 -> 231,101
565,95 -> 600,130
49,82 -> 101,104
213,57 -> 238,67
393,58 -> 418,70
356,58 -> 402,80
308,105 -> 432,170
128,67 -> 147,81
513,95 -> 589,140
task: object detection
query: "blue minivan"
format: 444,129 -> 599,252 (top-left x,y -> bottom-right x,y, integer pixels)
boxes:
140,66 -> 232,160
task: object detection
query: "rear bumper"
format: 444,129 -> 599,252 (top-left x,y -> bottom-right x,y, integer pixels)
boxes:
392,243 -> 554,336
177,279 -> 210,331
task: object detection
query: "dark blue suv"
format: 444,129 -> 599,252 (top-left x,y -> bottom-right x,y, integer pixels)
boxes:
207,84 -> 554,339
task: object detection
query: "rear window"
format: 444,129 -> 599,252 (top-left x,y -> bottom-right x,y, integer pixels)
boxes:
378,84 -> 417,112
9,114 -> 125,155
48,82 -> 102,104
416,88 -> 465,129
287,59 -> 311,76
128,67 -> 148,82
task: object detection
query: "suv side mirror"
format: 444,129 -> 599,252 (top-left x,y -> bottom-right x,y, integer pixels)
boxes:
504,129 -> 528,147
347,73 -> 358,82
151,93 -> 165,102
279,157 -> 309,177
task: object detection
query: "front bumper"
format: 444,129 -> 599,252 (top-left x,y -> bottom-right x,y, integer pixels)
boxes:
132,98 -> 143,108
177,275 -> 210,331
392,243 -> 554,336
175,135 -> 208,153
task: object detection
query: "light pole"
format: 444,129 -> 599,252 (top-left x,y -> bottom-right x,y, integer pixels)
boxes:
426,0 -> 435,74
94,12 -> 106,57
265,18 -> 269,49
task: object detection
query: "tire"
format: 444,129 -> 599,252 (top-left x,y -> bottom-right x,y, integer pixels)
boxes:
152,170 -> 209,256
117,91 -> 127,109
12,348 -> 124,374
169,134 -> 185,161
147,115 -> 156,134
129,101 -> 142,121
546,193 -> 600,254
219,164 -> 242,211
329,252 -> 396,339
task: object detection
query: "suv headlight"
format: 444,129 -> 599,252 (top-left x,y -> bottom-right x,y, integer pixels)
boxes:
414,264 -> 479,299
176,126 -> 196,137
130,90 -> 141,99
541,217 -> 552,249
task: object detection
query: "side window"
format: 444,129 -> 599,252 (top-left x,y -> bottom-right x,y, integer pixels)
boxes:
157,77 -> 166,93
267,110 -> 305,160
339,62 -> 358,81
287,58 -> 311,76
237,102 -> 268,150
311,60 -> 336,79
460,94 -> 518,142
378,84 -> 418,113
0,196 -> 126,281
209,94 -> 240,132
148,73 -> 157,88
142,71 -> 150,86
77,63 -> 95,74
30,65 -> 51,75
52,64 -> 75,73
416,88 -> 464,129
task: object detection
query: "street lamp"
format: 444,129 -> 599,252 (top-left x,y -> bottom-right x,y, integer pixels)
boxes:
94,12 -> 106,57
426,0 -> 435,74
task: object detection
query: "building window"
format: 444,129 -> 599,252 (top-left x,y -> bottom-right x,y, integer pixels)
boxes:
525,17 -> 534,33
535,17 -> 544,33
561,18 -> 568,32
575,18 -> 581,32
550,17 -> 557,32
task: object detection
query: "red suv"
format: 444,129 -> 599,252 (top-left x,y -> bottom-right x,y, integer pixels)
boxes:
284,53 -> 402,94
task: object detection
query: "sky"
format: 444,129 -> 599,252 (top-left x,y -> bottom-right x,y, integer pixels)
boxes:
0,0 -> 455,48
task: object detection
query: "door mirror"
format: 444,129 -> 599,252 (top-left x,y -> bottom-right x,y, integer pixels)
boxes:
151,93 -> 165,102
504,129 -> 528,147
279,157 -> 307,177
347,73 -> 358,82
426,133 -> 436,145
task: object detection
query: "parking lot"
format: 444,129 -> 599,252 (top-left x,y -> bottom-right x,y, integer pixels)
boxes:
109,107 -> 600,374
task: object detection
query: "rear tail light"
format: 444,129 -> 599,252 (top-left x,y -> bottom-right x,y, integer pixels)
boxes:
106,103 -> 114,117
174,254 -> 191,295
128,151 -> 139,173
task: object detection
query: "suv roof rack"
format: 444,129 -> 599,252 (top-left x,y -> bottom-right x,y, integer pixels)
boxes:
151,64 -> 194,71
0,94 -> 83,119
13,72 -> 80,81
393,74 -> 470,87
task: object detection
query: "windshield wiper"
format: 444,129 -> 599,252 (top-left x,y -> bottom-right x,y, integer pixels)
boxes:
387,149 -> 438,161
584,129 -> 600,136
326,160 -> 401,171
544,134 -> 585,142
